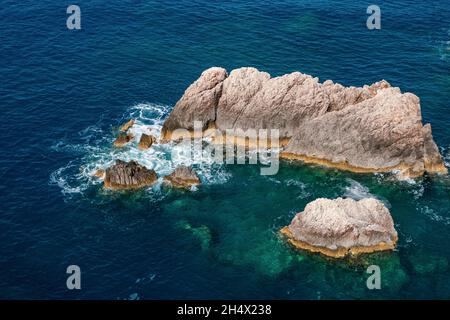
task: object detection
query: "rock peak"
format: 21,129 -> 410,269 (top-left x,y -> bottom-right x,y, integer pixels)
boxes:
161,67 -> 447,177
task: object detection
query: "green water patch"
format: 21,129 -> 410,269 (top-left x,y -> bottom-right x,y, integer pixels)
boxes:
405,248 -> 449,275
277,13 -> 320,36
176,220 -> 212,251
360,253 -> 410,294
273,248 -> 409,299
164,196 -> 297,276
156,161 -> 450,298
212,229 -> 296,277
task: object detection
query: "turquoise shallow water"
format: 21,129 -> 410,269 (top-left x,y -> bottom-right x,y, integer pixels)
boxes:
1,0 -> 450,299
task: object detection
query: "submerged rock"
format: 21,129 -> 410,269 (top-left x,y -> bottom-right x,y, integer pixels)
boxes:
161,67 -> 447,177
104,160 -> 157,190
178,221 -> 212,251
280,197 -> 398,258
113,132 -> 134,148
119,119 -> 135,132
138,133 -> 156,150
408,250 -> 449,275
163,165 -> 201,189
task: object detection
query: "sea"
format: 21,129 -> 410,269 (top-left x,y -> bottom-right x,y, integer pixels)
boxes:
1,0 -> 450,299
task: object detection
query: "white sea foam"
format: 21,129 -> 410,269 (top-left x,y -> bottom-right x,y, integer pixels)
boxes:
343,178 -> 391,208
413,186 -> 425,200
438,40 -> 450,61
50,103 -> 232,196
266,177 -> 281,184
421,205 -> 450,225
285,179 -> 311,199
443,146 -> 450,168
127,293 -> 140,300
135,273 -> 157,284
343,179 -> 372,200
49,162 -> 90,197
285,179 -> 305,187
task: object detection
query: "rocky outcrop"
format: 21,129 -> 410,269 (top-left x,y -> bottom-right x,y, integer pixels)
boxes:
114,119 -> 135,147
113,132 -> 134,148
93,169 -> 105,179
162,67 -> 227,136
163,165 -> 201,189
282,88 -> 428,175
280,198 -> 398,258
104,160 -> 157,190
138,133 -> 156,150
119,119 -> 135,132
161,67 -> 447,177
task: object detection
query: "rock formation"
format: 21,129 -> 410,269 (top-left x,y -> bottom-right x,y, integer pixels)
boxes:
119,119 -> 135,132
103,160 -> 157,190
93,169 -> 105,179
113,132 -> 134,148
163,165 -> 201,189
162,68 -> 226,135
161,67 -> 447,177
138,133 -> 156,150
280,197 -> 398,258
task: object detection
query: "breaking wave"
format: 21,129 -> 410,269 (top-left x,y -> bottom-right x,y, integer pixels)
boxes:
343,178 -> 375,200
50,103 -> 232,196
443,146 -> 450,168
49,161 -> 89,197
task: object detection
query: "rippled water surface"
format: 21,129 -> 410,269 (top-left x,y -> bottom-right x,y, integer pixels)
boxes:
1,0 -> 450,299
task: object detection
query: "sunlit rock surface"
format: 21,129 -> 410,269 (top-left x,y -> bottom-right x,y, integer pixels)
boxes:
280,197 -> 398,258
161,67 -> 447,177
138,133 -> 156,150
163,165 -> 201,189
103,160 -> 157,190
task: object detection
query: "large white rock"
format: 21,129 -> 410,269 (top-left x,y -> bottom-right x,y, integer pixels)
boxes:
161,67 -> 447,177
280,197 -> 398,258
162,67 -> 227,134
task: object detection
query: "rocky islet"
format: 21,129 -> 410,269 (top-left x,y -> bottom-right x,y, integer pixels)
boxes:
280,197 -> 398,258
97,67 -> 448,258
161,67 -> 447,178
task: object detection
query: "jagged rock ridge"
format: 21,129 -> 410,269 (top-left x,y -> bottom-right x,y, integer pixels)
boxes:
161,67 -> 447,177
104,160 -> 157,190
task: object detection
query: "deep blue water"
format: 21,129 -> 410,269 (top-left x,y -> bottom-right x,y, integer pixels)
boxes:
1,0 -> 450,299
